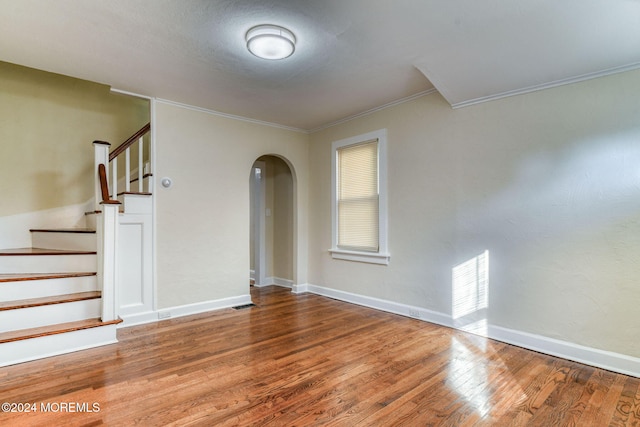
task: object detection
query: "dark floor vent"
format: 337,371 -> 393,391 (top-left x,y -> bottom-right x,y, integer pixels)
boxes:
233,303 -> 256,310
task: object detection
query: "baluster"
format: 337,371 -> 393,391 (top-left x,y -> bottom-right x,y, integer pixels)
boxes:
125,147 -> 131,192
112,157 -> 118,199
138,136 -> 144,192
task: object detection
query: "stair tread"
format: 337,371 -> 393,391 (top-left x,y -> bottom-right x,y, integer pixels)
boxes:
0,291 -> 101,311
117,191 -> 152,196
85,209 -> 125,215
0,272 -> 96,283
0,248 -> 96,256
130,173 -> 153,183
30,228 -> 96,234
0,317 -> 122,344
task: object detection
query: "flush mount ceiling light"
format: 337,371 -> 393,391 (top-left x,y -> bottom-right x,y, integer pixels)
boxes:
246,24 -> 296,60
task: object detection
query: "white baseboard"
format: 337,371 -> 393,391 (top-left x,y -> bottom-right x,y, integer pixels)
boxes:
291,283 -> 308,294
259,276 -> 293,289
299,283 -> 640,378
118,311 -> 159,327
154,294 -> 252,322
117,294 -> 253,328
254,276 -> 293,288
488,325 -> 640,378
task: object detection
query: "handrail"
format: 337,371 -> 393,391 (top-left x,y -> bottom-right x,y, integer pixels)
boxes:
98,163 -> 120,204
109,122 -> 150,162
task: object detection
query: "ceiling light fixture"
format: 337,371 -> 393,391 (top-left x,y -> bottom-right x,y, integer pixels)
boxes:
246,24 -> 296,60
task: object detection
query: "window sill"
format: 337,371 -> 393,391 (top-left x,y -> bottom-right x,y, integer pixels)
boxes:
329,248 -> 390,265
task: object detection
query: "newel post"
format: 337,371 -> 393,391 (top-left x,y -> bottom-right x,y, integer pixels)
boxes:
98,200 -> 120,322
93,141 -> 111,211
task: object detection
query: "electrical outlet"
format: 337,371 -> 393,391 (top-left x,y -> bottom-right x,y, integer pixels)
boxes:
158,311 -> 171,319
409,309 -> 421,319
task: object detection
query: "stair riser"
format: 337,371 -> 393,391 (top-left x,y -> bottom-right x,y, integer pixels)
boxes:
31,232 -> 96,251
0,254 -> 96,274
0,324 -> 117,367
0,276 -> 98,302
0,299 -> 101,333
85,214 -> 97,230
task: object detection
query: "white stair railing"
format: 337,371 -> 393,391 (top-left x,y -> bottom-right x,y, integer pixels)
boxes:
91,123 -> 150,323
108,123 -> 151,199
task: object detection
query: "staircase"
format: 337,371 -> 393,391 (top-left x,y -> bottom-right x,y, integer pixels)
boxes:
0,229 -> 121,367
0,122 -> 152,367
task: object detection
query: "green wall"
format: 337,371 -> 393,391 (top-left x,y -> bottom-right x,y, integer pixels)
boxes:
0,61 -> 149,217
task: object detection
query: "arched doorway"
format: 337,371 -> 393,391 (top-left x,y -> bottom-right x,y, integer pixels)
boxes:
250,155 -> 294,288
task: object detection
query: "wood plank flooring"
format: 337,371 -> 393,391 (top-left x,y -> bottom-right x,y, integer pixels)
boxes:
0,285 -> 638,426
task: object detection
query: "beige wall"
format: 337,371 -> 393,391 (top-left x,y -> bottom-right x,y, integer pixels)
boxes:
154,102 -> 307,308
0,61 -> 149,217
308,69 -> 640,358
267,155 -> 294,280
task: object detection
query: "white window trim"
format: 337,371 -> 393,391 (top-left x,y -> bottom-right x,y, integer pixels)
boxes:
330,129 -> 390,265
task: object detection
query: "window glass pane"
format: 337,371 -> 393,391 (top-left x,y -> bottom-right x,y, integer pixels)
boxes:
337,140 -> 379,252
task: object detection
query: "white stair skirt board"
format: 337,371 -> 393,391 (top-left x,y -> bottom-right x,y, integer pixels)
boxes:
0,299 -> 101,333
0,275 -> 98,301
0,254 -> 96,274
0,324 -> 118,367
300,284 -> 640,378
31,231 -> 96,251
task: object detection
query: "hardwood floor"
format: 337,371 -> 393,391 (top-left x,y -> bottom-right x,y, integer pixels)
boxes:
1,285 -> 638,426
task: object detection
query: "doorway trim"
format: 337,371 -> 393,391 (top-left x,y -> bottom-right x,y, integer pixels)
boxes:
251,161 -> 267,286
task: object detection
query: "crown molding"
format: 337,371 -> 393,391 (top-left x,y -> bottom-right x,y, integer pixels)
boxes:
451,62 -> 640,109
309,88 -> 438,134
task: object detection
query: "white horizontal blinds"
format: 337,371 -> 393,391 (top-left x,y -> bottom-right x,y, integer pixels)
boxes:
337,139 -> 379,252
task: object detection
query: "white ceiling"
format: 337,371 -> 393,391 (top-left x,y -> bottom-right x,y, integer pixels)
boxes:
1,0 -> 639,131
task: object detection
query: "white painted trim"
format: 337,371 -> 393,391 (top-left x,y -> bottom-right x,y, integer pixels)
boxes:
123,88 -> 438,135
488,325 -> 640,379
451,62 -> 640,109
291,283 -> 308,294
252,161 -> 267,286
110,88 -> 154,100
309,89 -> 437,133
150,98 -> 158,314
156,98 -> 307,134
260,277 -> 294,289
304,284 -> 453,328
299,284 -> 640,378
119,293 -> 255,327
328,249 -> 390,265
118,311 -> 159,327
155,294 -> 252,321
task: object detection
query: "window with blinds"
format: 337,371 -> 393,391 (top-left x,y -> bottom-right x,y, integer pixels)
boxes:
330,128 -> 389,265
336,140 -> 379,252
